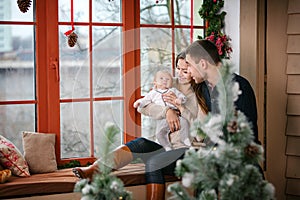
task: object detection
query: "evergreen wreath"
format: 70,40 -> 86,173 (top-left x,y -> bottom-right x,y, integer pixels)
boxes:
198,0 -> 232,59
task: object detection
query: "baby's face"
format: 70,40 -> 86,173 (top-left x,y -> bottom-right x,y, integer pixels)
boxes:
155,72 -> 172,89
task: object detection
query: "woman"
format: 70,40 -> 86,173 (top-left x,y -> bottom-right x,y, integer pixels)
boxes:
72,51 -> 208,200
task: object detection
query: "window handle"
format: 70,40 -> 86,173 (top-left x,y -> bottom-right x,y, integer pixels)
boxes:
50,57 -> 59,82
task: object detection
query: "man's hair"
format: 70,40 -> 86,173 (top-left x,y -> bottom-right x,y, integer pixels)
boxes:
185,39 -> 221,65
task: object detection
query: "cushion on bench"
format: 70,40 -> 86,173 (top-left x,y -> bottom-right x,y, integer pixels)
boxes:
0,163 -> 180,198
0,168 -> 77,198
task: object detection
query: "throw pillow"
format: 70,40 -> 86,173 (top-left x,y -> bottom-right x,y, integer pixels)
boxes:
22,132 -> 57,174
0,135 -> 30,177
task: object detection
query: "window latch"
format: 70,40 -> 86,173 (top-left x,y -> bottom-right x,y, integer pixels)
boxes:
50,57 -> 59,82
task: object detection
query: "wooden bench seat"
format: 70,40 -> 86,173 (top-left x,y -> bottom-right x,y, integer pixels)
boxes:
0,163 -> 180,199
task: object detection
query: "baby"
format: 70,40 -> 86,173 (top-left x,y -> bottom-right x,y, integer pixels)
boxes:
133,70 -> 191,151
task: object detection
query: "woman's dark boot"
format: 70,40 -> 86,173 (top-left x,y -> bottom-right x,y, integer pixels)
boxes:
146,183 -> 165,200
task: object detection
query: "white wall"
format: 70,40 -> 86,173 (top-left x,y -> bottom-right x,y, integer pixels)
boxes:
223,0 -> 240,72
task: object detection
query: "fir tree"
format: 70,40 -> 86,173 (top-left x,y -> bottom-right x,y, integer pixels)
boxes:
168,64 -> 275,200
74,122 -> 132,200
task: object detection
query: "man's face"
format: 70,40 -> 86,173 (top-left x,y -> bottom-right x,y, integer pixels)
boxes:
185,54 -> 205,84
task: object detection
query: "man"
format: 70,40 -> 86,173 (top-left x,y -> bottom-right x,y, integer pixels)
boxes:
185,39 -> 260,144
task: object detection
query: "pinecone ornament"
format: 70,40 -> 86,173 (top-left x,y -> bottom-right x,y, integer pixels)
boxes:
245,144 -> 260,158
68,32 -> 78,47
227,120 -> 238,133
17,0 -> 32,13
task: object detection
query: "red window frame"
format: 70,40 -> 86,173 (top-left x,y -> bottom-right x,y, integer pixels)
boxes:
0,0 -> 204,166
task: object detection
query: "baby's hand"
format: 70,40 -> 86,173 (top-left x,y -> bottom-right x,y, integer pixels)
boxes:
133,100 -> 140,108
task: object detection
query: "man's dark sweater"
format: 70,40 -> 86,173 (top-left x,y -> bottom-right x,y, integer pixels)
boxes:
201,73 -> 259,144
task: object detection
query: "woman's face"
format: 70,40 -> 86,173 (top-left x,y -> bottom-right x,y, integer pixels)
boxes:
176,58 -> 192,84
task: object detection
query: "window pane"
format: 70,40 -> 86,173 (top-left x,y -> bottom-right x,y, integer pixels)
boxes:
140,0 -> 171,25
0,104 -> 35,153
173,0 -> 204,26
174,28 -> 204,52
59,26 -> 90,99
193,28 -> 204,41
60,102 -> 90,158
59,0 -> 89,22
0,25 -> 34,101
93,100 -> 123,157
193,0 -> 204,26
174,0 -> 191,25
174,28 -> 190,53
93,27 -> 122,97
140,28 -> 172,95
141,115 -> 156,141
92,0 -> 121,23
1,0 -> 34,21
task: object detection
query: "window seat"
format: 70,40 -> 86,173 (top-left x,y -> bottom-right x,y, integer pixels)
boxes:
0,163 -> 180,199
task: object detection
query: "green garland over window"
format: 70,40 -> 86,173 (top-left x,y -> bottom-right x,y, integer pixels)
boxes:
198,0 -> 232,59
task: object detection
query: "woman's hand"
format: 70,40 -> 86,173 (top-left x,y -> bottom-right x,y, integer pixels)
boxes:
163,92 -> 181,108
166,108 -> 180,132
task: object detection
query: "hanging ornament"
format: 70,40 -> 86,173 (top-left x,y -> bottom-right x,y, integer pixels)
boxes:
226,120 -> 238,133
67,32 -> 78,47
244,144 -> 260,158
64,0 -> 77,47
17,0 -> 32,13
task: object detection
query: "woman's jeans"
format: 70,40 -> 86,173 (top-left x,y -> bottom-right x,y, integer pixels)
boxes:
126,137 -> 187,184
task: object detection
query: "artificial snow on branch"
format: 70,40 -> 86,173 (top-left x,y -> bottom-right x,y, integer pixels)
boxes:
168,64 -> 275,200
74,122 -> 132,200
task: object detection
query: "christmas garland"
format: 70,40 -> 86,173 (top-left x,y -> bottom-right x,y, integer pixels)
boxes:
198,0 -> 232,59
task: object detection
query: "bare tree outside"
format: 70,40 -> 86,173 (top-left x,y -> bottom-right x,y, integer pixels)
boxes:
0,0 -> 35,153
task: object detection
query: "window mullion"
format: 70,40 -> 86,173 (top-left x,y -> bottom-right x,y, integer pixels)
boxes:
36,0 -> 61,163
36,0 -> 49,132
122,0 -> 141,143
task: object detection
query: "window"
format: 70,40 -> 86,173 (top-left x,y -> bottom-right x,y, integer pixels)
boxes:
139,0 -> 204,140
58,0 -> 123,160
0,0 -> 35,151
0,0 -> 204,165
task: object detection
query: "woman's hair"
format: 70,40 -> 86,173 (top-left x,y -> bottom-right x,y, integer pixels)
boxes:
191,82 -> 209,114
175,50 -> 209,114
185,39 -> 221,65
175,50 -> 186,69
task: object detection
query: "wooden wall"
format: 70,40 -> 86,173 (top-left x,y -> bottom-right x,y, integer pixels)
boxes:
240,0 -> 300,199
265,0 -> 288,199
285,0 -> 300,197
